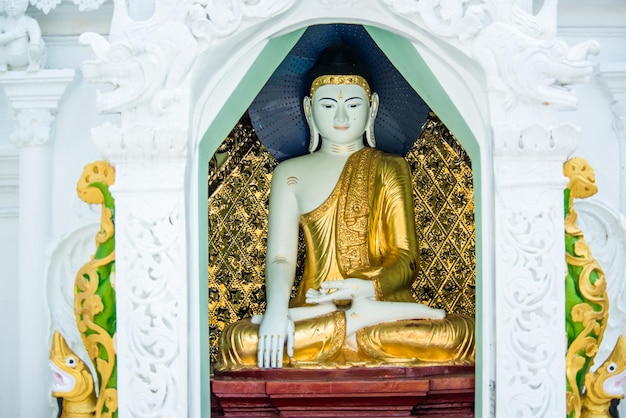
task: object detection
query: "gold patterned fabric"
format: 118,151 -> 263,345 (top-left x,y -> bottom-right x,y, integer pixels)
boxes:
357,315 -> 475,363
293,148 -> 418,307
216,146 -> 474,370
217,312 -> 346,370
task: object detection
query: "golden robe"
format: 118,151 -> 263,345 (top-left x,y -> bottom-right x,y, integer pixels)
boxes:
217,148 -> 475,370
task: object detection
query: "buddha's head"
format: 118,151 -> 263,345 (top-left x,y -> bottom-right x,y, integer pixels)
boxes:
304,44 -> 379,152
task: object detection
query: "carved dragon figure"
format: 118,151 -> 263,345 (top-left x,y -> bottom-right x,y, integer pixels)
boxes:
51,161 -> 117,418
382,0 -> 599,109
564,157 -> 625,418
79,0 -> 198,115
49,331 -> 96,418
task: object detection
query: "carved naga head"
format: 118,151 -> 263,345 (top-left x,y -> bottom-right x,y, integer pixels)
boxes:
49,331 -> 96,404
584,335 -> 626,407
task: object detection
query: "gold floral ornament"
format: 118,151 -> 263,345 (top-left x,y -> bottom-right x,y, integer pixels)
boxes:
563,157 -> 610,418
76,161 -> 116,245
73,161 -> 118,418
310,75 -> 371,101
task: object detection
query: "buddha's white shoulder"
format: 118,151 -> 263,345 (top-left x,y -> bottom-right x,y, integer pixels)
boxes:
273,153 -> 319,178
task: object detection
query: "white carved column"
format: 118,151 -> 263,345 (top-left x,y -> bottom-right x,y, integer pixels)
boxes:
493,123 -> 577,417
80,0 -> 197,410
0,69 -> 75,417
91,122 -> 189,417
598,63 -> 626,213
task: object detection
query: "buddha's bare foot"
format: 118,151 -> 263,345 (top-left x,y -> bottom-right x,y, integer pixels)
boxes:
251,302 -> 337,324
345,298 -> 446,336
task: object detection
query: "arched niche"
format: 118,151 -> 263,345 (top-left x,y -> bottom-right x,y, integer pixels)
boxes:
190,24 -> 494,417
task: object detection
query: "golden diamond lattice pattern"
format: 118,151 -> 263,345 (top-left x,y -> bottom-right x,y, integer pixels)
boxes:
208,112 -> 476,364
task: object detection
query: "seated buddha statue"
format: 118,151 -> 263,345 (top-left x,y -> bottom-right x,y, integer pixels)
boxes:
217,44 -> 475,370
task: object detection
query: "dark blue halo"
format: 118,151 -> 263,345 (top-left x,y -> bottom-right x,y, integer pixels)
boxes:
249,24 -> 429,161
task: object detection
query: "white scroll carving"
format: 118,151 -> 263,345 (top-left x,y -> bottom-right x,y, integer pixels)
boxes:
189,0 -> 296,42
493,123 -> 578,417
382,0 -> 599,109
116,191 -> 187,417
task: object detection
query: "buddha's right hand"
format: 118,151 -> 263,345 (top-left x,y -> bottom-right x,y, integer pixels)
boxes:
257,309 -> 294,368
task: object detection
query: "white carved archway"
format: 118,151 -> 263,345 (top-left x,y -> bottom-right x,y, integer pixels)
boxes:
72,0 -> 598,416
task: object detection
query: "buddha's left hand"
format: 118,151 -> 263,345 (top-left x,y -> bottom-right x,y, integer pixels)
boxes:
305,278 -> 375,304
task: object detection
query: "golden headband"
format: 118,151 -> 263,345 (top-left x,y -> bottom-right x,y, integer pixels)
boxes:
309,75 -> 371,101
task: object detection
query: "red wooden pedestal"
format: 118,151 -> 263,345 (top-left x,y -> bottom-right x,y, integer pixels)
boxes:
211,365 -> 475,417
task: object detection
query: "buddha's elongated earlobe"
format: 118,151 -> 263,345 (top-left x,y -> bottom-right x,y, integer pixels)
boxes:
366,92 -> 379,148
304,96 -> 319,153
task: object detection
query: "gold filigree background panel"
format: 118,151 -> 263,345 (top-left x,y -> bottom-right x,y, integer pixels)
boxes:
407,113 -> 476,316
208,112 -> 476,364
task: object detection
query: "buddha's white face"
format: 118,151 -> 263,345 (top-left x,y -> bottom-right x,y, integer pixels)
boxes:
311,84 -> 370,144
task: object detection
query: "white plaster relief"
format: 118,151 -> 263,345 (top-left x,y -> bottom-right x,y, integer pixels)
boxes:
9,108 -> 53,145
382,0 -> 599,109
493,124 -> 577,417
30,0 -> 62,14
29,0 -> 108,13
115,190 -> 187,417
189,0 -> 296,41
70,0 -> 107,12
496,190 -> 563,417
91,122 -> 188,163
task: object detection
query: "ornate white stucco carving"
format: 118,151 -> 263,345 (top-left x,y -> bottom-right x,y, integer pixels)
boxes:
114,188 -> 187,417
493,123 -> 578,417
382,0 -> 599,110
9,108 -> 53,145
598,63 -> 626,213
188,0 -> 296,42
29,0 -> 107,14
